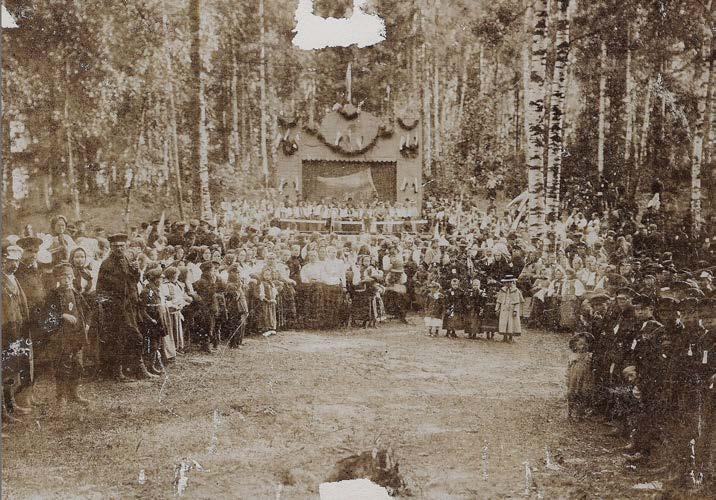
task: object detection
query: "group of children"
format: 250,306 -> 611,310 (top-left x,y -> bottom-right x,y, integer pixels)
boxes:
422,275 -> 525,342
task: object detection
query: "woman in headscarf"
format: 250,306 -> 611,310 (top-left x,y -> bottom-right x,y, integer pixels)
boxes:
49,215 -> 76,264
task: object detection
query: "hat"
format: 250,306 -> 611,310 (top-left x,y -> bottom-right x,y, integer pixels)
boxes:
50,215 -> 68,228
16,236 -> 43,252
53,261 -> 73,276
586,292 -> 611,305
146,267 -> 164,280
108,233 -> 129,244
190,219 -> 200,227
427,281 -> 441,289
632,294 -> 653,307
199,261 -> 214,273
568,332 -> 593,351
3,245 -> 23,261
616,287 -> 636,300
501,275 -> 516,283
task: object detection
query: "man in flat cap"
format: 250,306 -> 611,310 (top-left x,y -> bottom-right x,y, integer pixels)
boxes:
13,236 -> 48,410
97,234 -> 157,381
193,261 -> 224,353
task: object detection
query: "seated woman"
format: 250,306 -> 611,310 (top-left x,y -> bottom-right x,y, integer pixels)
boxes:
318,246 -> 349,328
299,250 -> 323,328
559,269 -> 586,331
347,255 -> 372,328
384,261 -> 408,323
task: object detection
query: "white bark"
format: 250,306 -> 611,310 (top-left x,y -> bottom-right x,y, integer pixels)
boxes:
230,49 -> 241,170
526,0 -> 549,237
422,43 -> 433,176
624,27 -> 633,169
691,0 -> 713,235
259,0 -> 269,183
545,0 -> 571,230
162,9 -> 184,218
433,51 -> 441,162
597,41 -> 607,177
64,60 -> 80,221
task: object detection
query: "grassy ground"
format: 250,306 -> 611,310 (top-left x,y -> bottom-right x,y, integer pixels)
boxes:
2,319 -> 701,499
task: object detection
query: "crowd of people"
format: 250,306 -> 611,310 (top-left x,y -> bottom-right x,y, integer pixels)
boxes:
2,192 -> 715,487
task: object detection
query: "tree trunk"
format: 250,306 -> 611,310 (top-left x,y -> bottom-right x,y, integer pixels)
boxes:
241,72 -> 249,172
422,43 -> 432,176
526,0 -> 549,238
433,50 -> 441,166
189,0 -> 211,219
704,38 -> 716,218
64,61 -> 80,221
632,76 -> 653,199
691,0 -> 714,235
545,0 -> 571,238
162,7 -> 184,219
458,45 -> 471,125
624,27 -> 633,175
124,109 -> 145,229
597,41 -> 607,178
259,0 -> 269,186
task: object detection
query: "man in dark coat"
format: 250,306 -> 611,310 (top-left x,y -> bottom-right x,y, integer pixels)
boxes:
2,245 -> 30,422
13,236 -> 48,410
96,234 -> 157,381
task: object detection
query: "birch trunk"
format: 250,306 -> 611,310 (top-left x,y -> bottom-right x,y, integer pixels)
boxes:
526,0 -> 549,238
259,0 -> 270,185
189,0 -> 211,219
691,0 -> 714,235
458,46 -> 471,125
64,61 -> 80,221
422,43 -> 432,176
241,74 -> 249,172
230,49 -> 241,170
632,76 -> 653,199
624,27 -> 633,170
162,8 -> 184,219
545,0 -> 571,233
433,51 -> 441,164
597,41 -> 607,178
522,0 -> 534,157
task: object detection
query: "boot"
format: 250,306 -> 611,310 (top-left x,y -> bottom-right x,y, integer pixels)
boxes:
67,382 -> 91,407
135,359 -> 159,380
201,342 -> 213,354
114,364 -> 129,382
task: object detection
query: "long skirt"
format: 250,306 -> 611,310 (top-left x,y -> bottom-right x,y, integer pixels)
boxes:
351,288 -> 378,325
318,284 -> 348,329
257,300 -> 277,332
559,297 -> 580,330
167,310 -> 185,352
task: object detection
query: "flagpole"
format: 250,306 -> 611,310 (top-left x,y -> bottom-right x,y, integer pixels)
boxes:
346,62 -> 352,103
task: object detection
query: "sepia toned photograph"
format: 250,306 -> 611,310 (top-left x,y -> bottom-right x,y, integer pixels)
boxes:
1,0 -> 715,498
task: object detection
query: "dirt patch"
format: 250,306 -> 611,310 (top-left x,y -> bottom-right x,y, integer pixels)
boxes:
1,320 -> 700,498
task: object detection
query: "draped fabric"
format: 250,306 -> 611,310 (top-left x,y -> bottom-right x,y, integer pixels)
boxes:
316,169 -> 377,199
302,161 -> 396,202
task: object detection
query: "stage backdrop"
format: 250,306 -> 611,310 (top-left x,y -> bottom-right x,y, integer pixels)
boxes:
302,160 -> 396,202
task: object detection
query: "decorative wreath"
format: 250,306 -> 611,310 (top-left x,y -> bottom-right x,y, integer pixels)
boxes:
277,113 -> 298,128
397,116 -> 419,131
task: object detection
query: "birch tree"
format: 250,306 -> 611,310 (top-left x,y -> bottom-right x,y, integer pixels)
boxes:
691,0 -> 714,235
597,41 -> 607,179
525,0 -> 549,237
545,0 -> 571,236
259,0 -> 270,186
